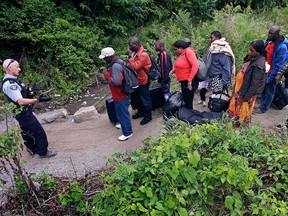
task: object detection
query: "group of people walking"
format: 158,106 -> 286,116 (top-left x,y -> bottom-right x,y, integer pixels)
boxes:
1,25 -> 287,157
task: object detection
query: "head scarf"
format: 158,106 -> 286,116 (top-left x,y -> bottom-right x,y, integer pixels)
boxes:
251,40 -> 267,58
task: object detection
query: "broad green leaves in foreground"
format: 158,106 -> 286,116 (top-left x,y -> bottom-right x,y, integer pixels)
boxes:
92,118 -> 288,215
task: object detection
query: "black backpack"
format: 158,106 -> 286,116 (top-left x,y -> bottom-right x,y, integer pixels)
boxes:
144,51 -> 161,81
114,59 -> 139,94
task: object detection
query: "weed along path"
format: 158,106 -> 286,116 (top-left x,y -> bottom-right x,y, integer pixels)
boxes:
1,91 -> 287,178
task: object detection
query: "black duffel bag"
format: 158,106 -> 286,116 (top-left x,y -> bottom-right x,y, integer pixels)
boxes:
208,88 -> 231,113
273,82 -> 288,110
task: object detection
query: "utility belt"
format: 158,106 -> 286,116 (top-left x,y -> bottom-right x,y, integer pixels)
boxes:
15,105 -> 33,120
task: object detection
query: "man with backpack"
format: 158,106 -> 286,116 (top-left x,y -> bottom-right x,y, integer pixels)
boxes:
99,47 -> 133,141
128,37 -> 153,125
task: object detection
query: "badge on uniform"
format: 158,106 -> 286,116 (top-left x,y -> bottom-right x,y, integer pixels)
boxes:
10,84 -> 18,90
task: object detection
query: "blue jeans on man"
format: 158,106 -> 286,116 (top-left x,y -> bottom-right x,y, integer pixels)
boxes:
114,95 -> 132,136
259,77 -> 277,113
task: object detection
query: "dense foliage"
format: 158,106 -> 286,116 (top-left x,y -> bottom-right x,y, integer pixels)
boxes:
92,118 -> 288,215
0,0 -> 287,99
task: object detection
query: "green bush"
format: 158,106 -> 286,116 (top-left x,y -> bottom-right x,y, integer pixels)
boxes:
91,118 -> 288,215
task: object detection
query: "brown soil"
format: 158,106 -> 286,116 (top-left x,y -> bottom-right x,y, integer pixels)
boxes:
2,85 -> 288,178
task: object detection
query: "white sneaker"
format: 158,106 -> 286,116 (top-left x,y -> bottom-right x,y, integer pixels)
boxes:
115,124 -> 121,129
203,101 -> 206,107
118,134 -> 133,141
197,100 -> 203,104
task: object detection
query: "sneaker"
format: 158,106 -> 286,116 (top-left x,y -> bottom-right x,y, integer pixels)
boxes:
118,134 -> 133,141
275,122 -> 288,130
140,118 -> 152,125
203,101 -> 207,107
39,150 -> 57,158
253,107 -> 264,114
197,100 -> 203,105
132,112 -> 144,119
115,124 -> 121,129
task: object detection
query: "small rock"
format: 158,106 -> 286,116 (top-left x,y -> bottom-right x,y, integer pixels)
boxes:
73,106 -> 99,123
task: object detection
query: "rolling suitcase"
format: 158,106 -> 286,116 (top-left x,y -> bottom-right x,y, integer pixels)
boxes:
150,86 -> 165,109
273,82 -> 288,110
105,97 -> 118,123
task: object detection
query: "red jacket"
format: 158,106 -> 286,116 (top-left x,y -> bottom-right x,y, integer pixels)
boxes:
128,46 -> 152,85
171,48 -> 198,82
105,57 -> 127,101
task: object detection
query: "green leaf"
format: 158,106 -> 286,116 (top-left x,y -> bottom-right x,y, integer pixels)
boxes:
156,202 -> 164,211
131,203 -> 137,210
225,196 -> 234,210
167,198 -> 175,209
178,207 -> 188,216
136,202 -> 148,212
168,167 -> 179,180
189,151 -> 201,167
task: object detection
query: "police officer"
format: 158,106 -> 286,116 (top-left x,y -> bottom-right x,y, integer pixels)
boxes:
1,59 -> 56,158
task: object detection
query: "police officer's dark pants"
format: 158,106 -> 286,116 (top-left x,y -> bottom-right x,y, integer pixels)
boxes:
180,79 -> 199,109
16,111 -> 48,156
138,83 -> 152,120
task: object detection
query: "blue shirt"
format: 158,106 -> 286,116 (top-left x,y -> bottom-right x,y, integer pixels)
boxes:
209,53 -> 232,85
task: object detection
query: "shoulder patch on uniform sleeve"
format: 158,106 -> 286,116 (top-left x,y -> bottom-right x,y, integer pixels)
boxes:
10,84 -> 18,91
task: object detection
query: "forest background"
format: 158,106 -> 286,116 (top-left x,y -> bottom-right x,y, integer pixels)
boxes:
0,0 -> 288,101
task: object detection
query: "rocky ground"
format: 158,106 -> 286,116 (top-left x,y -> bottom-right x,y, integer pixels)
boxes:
0,84 -> 287,179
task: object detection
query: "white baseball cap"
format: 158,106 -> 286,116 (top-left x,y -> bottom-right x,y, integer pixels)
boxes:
99,47 -> 115,59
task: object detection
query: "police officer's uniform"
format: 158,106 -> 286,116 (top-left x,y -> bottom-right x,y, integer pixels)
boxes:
2,74 -> 49,156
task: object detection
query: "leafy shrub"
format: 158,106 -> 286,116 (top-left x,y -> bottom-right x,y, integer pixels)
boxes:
91,118 -> 288,215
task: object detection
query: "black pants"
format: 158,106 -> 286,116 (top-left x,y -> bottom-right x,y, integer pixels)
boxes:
16,111 -> 48,156
200,88 -> 207,101
180,79 -> 199,109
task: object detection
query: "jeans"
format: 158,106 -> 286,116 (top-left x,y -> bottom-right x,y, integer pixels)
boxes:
259,78 -> 277,113
180,79 -> 199,109
114,95 -> 132,136
138,83 -> 152,120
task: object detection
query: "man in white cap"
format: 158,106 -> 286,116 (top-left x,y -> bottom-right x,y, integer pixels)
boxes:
1,59 -> 56,158
99,47 -> 133,141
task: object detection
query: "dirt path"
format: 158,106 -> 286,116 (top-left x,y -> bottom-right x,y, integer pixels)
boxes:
1,92 -> 287,178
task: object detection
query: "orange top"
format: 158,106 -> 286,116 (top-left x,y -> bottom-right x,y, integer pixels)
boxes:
128,46 -> 152,85
171,48 -> 198,82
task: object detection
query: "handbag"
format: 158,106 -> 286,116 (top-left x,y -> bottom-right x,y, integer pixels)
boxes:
196,57 -> 208,82
185,53 -> 208,82
208,88 -> 231,112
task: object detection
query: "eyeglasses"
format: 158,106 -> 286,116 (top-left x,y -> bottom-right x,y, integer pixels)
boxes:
6,59 -> 15,68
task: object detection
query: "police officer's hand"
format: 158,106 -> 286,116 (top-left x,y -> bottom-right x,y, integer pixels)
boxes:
38,94 -> 52,102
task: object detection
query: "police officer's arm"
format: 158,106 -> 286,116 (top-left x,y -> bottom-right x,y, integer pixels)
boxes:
17,98 -> 38,106
3,82 -> 38,105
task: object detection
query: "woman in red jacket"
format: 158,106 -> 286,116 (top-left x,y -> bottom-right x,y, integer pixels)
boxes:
169,40 -> 199,109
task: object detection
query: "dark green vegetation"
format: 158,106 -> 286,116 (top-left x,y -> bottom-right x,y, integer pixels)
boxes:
1,116 -> 287,215
0,0 -> 287,100
1,1 -> 288,215
92,119 -> 288,215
